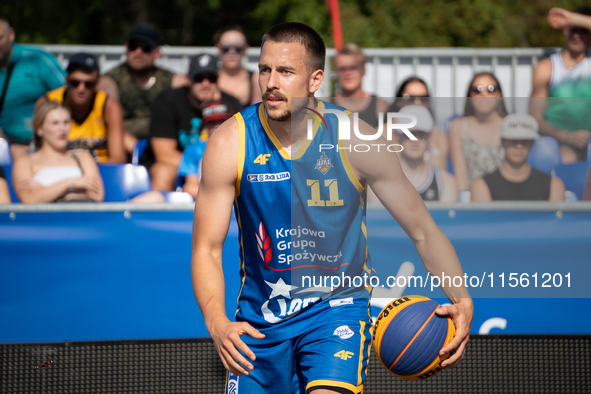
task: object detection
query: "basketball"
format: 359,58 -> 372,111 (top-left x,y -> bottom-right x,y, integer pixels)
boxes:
372,296 -> 456,380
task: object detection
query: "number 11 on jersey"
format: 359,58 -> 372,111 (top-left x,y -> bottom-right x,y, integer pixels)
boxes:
306,179 -> 344,207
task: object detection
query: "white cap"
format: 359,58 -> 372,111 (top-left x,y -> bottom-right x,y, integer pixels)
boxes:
398,105 -> 434,133
501,114 -> 539,140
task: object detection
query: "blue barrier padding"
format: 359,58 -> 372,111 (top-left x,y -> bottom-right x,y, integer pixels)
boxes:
1,207 -> 590,343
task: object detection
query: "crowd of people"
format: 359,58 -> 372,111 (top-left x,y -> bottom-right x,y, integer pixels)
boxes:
1,6 -> 591,204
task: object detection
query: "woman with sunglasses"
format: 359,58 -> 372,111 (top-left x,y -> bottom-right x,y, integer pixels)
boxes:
12,101 -> 104,203
449,72 -> 507,196
36,53 -> 125,163
214,26 -> 262,109
391,76 -> 448,171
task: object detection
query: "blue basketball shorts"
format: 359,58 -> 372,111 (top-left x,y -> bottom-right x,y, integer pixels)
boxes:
225,316 -> 372,394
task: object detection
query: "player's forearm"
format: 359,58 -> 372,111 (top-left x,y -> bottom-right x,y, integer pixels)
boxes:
191,249 -> 230,332
414,225 -> 471,303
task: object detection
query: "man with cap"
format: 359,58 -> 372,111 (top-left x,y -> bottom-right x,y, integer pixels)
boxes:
0,17 -> 65,159
148,53 -> 241,191
37,53 -> 125,163
397,105 -> 457,202
99,23 -> 189,154
471,114 -> 565,201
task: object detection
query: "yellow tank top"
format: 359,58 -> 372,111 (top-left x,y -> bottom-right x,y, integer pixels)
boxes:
46,86 -> 109,162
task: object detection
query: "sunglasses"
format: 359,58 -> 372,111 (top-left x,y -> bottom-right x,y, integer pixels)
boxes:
220,44 -> 245,54
67,79 -> 98,89
400,94 -> 430,105
128,40 -> 155,53
470,84 -> 499,96
193,74 -> 218,84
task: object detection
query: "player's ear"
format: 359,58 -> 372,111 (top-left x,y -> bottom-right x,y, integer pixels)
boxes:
308,69 -> 324,94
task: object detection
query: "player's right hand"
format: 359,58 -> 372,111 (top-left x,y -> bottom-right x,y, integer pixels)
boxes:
210,319 -> 265,376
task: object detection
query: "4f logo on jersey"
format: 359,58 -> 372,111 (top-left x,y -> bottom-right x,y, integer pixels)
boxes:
254,154 -> 271,165
256,222 -> 272,264
315,152 -> 333,175
334,350 -> 354,360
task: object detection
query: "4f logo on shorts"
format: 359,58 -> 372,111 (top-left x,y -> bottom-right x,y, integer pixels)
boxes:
254,154 -> 271,165
334,350 -> 354,360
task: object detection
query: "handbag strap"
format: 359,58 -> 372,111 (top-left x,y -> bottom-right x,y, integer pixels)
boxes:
0,63 -> 16,116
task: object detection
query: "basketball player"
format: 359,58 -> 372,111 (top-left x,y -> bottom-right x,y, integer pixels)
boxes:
191,22 -> 473,394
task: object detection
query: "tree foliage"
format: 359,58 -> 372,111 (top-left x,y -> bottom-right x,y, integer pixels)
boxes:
1,0 -> 589,47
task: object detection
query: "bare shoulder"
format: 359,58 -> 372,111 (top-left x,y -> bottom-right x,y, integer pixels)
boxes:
376,97 -> 389,113
201,116 -> 240,183
532,57 -> 553,92
449,117 -> 464,138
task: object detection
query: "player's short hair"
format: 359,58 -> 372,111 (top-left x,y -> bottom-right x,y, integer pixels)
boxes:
33,101 -> 70,149
261,22 -> 326,73
338,43 -> 366,64
213,25 -> 247,45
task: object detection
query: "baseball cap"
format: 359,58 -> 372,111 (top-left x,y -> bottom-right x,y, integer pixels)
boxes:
67,53 -> 99,73
501,114 -> 539,140
398,105 -> 434,133
189,54 -> 219,78
201,101 -> 233,124
127,23 -> 159,47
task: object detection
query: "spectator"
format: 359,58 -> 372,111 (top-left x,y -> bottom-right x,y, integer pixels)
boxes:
530,6 -> 591,163
12,101 -> 104,203
397,105 -> 457,202
99,23 -> 189,154
0,17 -> 65,160
333,43 -> 389,128
147,54 -> 241,190
449,72 -> 507,194
0,165 -> 10,203
36,53 -> 125,163
178,101 -> 233,198
471,114 -> 565,201
391,76 -> 449,171
583,169 -> 591,201
215,25 -> 261,109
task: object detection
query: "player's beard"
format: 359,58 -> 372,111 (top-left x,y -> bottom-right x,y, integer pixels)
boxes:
264,89 -> 292,122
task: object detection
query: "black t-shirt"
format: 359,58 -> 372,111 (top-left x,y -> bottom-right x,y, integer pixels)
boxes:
142,87 -> 241,167
483,168 -> 552,201
0,165 -> 5,180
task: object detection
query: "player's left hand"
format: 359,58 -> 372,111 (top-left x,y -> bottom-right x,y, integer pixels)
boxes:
435,298 -> 473,370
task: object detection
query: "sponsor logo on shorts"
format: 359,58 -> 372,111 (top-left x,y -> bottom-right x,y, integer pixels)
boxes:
334,350 -> 354,360
247,172 -> 290,182
329,298 -> 353,308
227,372 -> 239,394
333,325 -> 355,339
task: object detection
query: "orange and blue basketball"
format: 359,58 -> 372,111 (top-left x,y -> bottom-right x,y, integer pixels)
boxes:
372,295 -> 456,380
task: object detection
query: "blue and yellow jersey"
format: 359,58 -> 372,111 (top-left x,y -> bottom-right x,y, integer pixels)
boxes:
233,100 -> 372,340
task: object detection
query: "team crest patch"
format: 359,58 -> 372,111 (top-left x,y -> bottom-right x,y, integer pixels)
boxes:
315,152 -> 333,175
